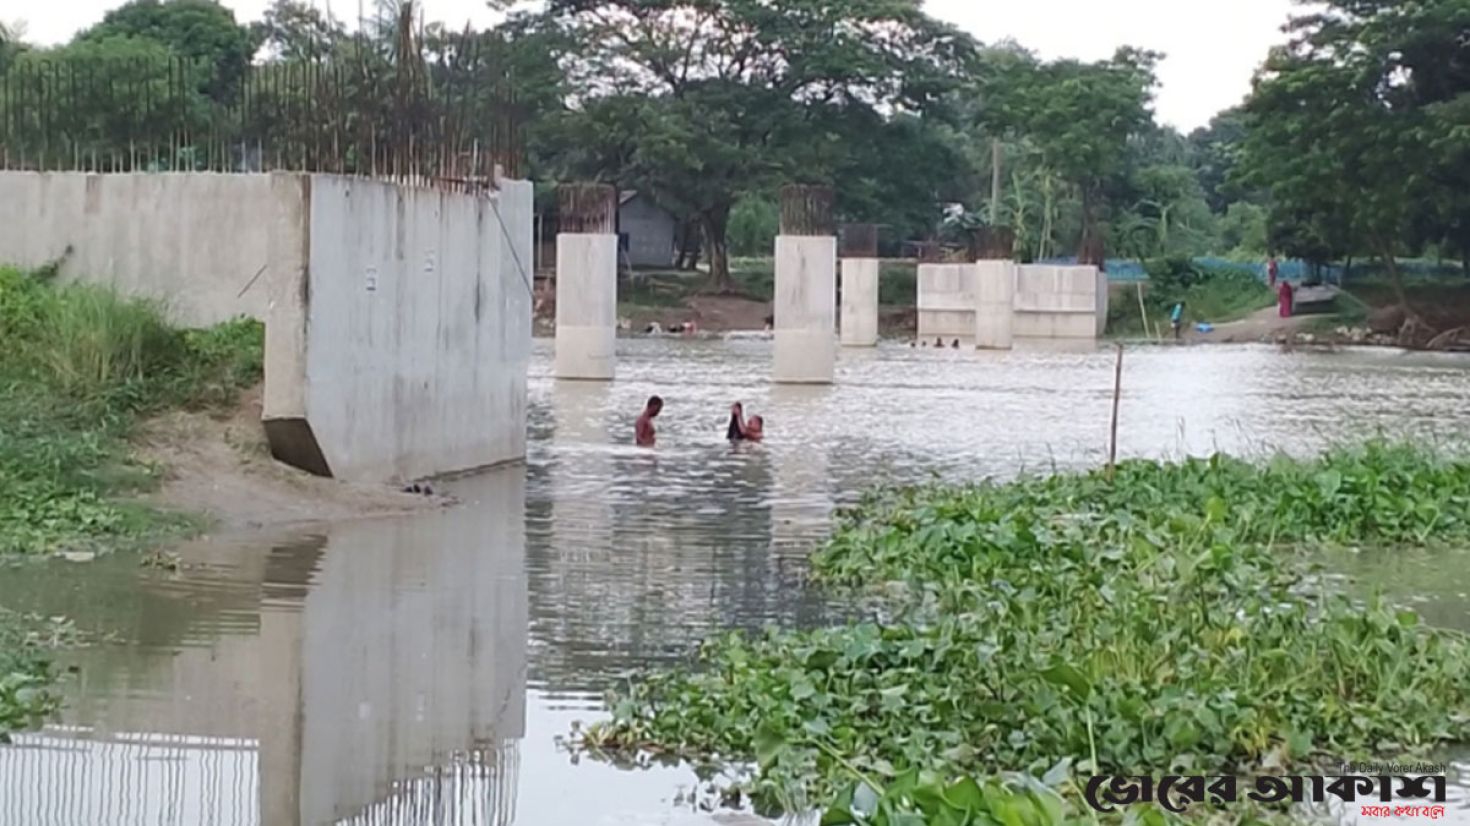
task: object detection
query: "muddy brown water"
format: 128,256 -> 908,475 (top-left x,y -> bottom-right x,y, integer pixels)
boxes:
2,341 -> 1469,825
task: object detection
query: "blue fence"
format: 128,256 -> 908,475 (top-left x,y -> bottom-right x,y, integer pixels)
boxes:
1036,256 -> 1344,284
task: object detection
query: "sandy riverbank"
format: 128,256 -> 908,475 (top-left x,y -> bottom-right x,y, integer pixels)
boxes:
132,385 -> 451,534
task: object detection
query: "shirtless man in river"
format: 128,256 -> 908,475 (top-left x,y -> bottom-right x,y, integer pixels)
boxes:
635,396 -> 663,447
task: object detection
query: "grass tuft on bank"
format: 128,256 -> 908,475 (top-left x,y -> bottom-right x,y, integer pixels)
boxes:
0,265 -> 263,556
582,443 -> 1470,820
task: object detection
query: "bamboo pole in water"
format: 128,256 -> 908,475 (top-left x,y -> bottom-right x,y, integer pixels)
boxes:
1108,343 -> 1124,480
1135,282 -> 1154,341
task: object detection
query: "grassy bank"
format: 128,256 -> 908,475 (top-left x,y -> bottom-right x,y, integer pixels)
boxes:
0,265 -> 263,557
583,443 -> 1470,821
1108,258 -> 1276,338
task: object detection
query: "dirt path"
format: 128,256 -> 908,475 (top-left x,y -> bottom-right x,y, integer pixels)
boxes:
134,385 -> 449,533
1185,305 -> 1315,344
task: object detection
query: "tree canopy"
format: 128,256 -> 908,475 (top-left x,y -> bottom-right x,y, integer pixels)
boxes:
981,47 -> 1160,264
1240,0 -> 1470,297
76,0 -> 257,89
6,0 -> 1467,297
538,0 -> 976,288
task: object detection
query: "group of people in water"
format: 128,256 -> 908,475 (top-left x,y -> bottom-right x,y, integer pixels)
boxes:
634,396 -> 764,447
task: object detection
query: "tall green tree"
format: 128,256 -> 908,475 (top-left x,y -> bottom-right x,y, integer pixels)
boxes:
252,0 -> 345,61
0,20 -> 26,75
982,47 -> 1160,264
1112,163 -> 1216,259
1188,108 -> 1250,214
75,0 -> 258,94
1241,0 -> 1470,304
539,0 -> 975,289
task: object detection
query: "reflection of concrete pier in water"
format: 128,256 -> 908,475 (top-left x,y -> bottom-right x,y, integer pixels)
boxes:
0,469 -> 527,826
767,384 -> 835,553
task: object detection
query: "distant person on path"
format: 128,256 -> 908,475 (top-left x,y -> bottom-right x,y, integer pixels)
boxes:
726,402 -> 765,443
934,336 -> 945,348
1170,302 -> 1185,341
635,396 -> 663,447
1268,255 -> 1280,288
1278,280 -> 1295,318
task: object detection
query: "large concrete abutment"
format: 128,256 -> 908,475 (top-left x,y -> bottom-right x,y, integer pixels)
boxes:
554,183 -> 618,380
839,223 -> 879,348
0,170 -> 534,483
1013,264 -> 1108,339
265,173 -> 533,482
774,185 -> 837,383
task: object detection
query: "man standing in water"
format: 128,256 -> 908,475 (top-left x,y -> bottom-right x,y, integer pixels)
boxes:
635,396 -> 663,447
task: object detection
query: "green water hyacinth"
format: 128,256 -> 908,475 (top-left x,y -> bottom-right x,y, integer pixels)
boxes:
586,445 -> 1470,818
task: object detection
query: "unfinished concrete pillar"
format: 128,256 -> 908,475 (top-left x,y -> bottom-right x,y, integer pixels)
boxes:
839,223 -> 879,347
774,185 -> 836,383
915,243 -> 977,344
968,226 -> 1016,262
554,183 -> 618,380
974,260 -> 1016,349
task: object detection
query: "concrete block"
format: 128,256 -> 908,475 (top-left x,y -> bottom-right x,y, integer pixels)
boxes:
0,171 -> 277,326
774,235 -> 836,383
839,258 -> 879,347
1013,311 -> 1101,339
280,175 -> 532,482
974,260 -> 1016,350
554,233 -> 618,381
3,171 -> 534,482
917,263 -> 976,342
1012,264 -> 1105,341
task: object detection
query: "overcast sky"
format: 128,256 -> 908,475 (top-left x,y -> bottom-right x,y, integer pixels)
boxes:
8,0 -> 1295,131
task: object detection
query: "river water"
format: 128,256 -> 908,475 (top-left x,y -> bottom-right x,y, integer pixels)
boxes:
1,340 -> 1468,826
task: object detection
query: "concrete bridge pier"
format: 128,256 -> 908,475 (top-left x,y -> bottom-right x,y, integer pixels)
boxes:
839,223 -> 880,348
774,185 -> 837,383
554,183 -> 618,381
974,260 -> 1016,350
916,241 -> 977,345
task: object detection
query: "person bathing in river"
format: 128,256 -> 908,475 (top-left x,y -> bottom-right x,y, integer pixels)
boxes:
635,396 -> 663,447
726,402 -> 764,443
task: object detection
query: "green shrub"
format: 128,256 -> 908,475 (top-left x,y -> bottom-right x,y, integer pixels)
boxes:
878,261 -> 917,306
584,444 -> 1470,816
0,611 -> 71,740
0,266 -> 262,555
